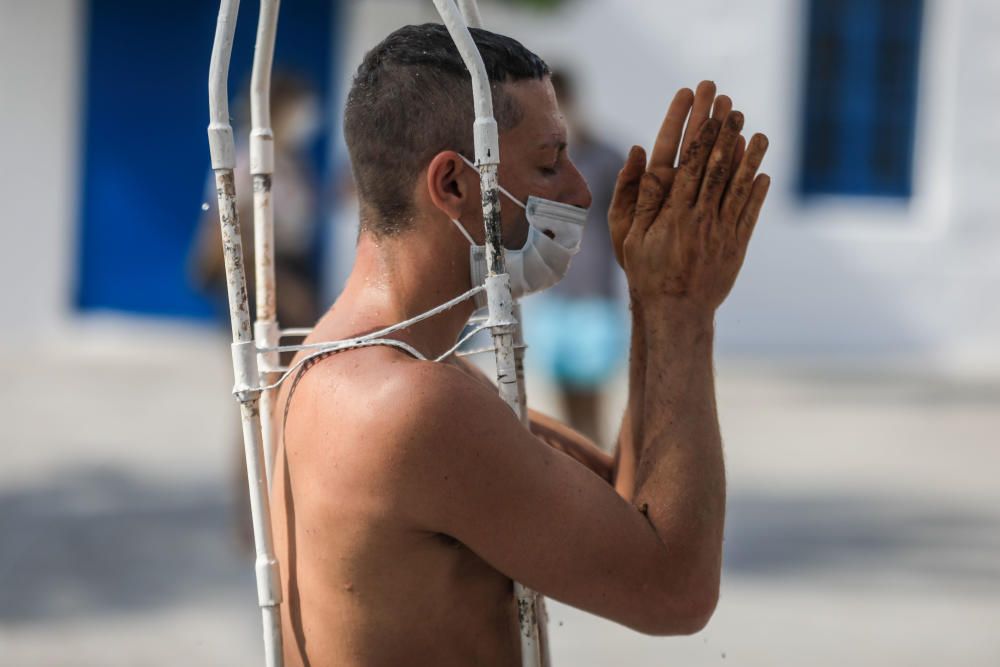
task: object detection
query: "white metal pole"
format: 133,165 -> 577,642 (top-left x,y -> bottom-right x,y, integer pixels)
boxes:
455,0 -> 483,28
431,2 -> 546,665
208,2 -> 284,665
512,305 -> 551,666
250,0 -> 281,492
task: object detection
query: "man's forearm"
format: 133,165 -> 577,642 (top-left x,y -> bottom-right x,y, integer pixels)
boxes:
632,304 -> 726,595
529,409 -> 613,482
613,299 -> 646,500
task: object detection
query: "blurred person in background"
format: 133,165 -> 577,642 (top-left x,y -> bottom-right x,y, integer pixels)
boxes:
524,69 -> 627,443
189,71 -> 323,547
191,71 -> 323,330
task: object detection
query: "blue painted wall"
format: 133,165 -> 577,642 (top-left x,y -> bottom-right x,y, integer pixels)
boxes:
76,0 -> 336,319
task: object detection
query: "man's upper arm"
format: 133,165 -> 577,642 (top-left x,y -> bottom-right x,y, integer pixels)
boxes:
389,362 -> 706,636
446,357 -> 615,482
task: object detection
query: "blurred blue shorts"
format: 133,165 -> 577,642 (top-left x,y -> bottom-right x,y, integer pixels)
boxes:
522,296 -> 627,390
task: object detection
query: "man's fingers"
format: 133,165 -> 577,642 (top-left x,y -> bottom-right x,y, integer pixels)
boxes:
670,117 -> 722,209
711,94 -> 732,121
608,145 -> 647,265
647,88 -> 694,183
721,132 -> 768,224
631,172 -> 666,239
721,134 -> 747,206
609,145 -> 646,220
696,110 -> 744,211
680,80 -> 716,158
736,173 -> 770,247
731,135 -> 746,175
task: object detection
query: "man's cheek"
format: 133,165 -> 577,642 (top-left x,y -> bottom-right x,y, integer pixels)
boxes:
502,212 -> 530,250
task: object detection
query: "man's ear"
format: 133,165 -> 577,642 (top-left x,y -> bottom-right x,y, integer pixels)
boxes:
425,151 -> 477,221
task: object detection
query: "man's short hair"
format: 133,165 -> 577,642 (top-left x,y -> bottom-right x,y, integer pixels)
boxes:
344,23 -> 550,236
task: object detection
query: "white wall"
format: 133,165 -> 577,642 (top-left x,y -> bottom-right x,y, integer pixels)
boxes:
6,0 -> 997,372
0,0 -> 84,344
339,0 -> 1000,371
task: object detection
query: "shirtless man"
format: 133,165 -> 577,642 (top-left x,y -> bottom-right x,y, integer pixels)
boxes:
272,23 -> 769,666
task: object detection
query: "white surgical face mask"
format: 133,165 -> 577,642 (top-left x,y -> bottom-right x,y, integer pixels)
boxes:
451,156 -> 588,303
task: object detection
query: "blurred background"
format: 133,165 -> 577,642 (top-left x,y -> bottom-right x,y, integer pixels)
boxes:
1,0 -> 998,664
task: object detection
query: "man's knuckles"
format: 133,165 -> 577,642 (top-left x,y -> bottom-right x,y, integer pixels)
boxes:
704,164 -> 729,191
682,121 -> 721,167
635,173 -> 665,211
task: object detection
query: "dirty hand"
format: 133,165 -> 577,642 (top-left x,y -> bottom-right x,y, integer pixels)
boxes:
607,81 -> 769,313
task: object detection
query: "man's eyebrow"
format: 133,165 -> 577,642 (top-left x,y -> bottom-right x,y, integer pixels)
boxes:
536,139 -> 568,152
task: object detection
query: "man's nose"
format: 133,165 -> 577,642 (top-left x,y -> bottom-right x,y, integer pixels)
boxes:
564,161 -> 592,209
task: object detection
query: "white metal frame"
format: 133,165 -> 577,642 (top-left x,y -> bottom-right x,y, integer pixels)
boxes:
207,0 -> 548,664
430,3 -> 548,664
207,2 -> 284,666
250,0 -> 282,492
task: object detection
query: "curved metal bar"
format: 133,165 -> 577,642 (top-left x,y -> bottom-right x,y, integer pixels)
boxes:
208,0 -> 238,172
250,0 -> 281,493
208,2 -> 284,665
456,0 -> 483,28
430,3 -> 547,665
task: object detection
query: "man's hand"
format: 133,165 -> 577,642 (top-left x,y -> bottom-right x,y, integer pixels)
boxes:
608,81 -> 769,313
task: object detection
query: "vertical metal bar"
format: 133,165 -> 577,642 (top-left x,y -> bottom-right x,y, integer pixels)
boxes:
250,0 -> 281,491
208,2 -> 284,665
431,2 -> 546,665
512,302 -> 550,663
455,0 -> 483,28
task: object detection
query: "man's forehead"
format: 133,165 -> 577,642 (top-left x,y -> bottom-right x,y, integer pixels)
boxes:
504,78 -> 567,150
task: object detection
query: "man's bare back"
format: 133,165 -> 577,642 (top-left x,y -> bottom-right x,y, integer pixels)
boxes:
273,343 -> 522,666
269,23 -> 769,667
272,295 -> 620,666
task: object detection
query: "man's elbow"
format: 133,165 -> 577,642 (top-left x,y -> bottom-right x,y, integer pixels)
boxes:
635,581 -> 719,637
668,589 -> 719,635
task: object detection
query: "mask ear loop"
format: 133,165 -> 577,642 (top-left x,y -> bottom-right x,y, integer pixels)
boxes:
458,154 -> 526,210
499,185 -> 526,210
449,155 -> 485,245
450,217 -> 477,245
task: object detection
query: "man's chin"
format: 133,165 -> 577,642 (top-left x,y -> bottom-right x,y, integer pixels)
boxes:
501,219 -> 530,250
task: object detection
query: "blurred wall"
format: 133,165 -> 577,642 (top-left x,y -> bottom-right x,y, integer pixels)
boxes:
0,0 -> 336,344
76,1 -> 335,321
364,0 -> 994,373
3,0 -> 999,373
0,1 -> 83,343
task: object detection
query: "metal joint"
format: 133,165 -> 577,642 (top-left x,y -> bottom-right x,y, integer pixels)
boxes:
231,340 -> 263,403
255,320 -> 281,373
483,274 -> 517,328
256,556 -> 283,607
232,385 -> 262,404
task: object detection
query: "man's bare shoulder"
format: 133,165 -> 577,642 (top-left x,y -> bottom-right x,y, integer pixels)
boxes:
288,348 -> 514,495
305,350 -> 539,538
347,353 -> 513,458
297,348 -> 501,425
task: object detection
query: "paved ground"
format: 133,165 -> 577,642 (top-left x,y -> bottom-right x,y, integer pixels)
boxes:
2,324 -> 998,665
